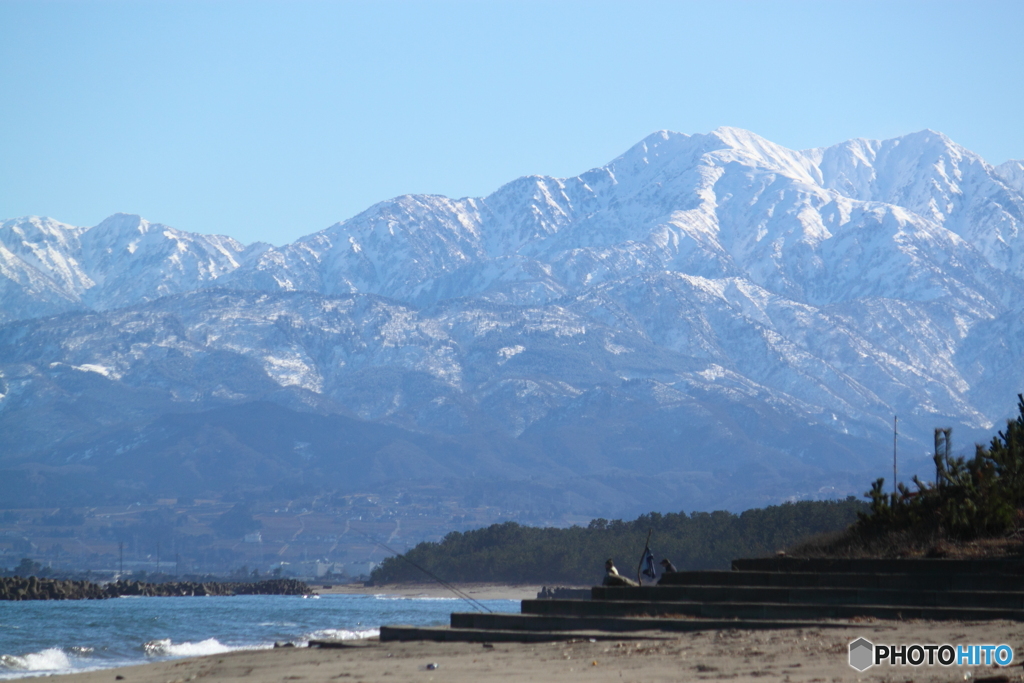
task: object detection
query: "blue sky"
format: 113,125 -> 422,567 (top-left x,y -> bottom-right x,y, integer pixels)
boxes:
2,0 -> 1022,246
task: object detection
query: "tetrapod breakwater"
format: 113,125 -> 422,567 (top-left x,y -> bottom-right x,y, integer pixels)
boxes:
0,576 -> 311,600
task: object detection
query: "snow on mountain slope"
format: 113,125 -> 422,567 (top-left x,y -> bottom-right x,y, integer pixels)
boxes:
814,131 -> 1024,275
996,159 -> 1024,194
0,213 -> 264,321
0,217 -> 91,321
6,129 -> 1020,318
77,213 -> 251,308
217,128 -> 1021,318
3,127 -> 1024,510
570,271 -> 990,438
0,216 -> 92,293
0,288 -> 882,511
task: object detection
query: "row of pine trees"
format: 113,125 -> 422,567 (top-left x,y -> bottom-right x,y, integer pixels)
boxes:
372,393 -> 1024,585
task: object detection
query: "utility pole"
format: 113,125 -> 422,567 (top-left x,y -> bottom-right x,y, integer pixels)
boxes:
893,416 -> 898,496
934,427 -> 952,487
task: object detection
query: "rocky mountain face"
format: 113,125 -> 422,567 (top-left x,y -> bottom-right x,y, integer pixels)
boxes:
2,128 -> 1023,517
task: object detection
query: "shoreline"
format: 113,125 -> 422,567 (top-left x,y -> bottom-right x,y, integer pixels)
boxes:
316,582 -> 554,601
36,619 -> 1024,683
0,585 -> 539,680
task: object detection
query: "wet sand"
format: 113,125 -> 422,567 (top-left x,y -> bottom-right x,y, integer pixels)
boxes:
47,619 -> 1024,682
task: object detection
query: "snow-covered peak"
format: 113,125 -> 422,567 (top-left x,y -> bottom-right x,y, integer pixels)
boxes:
810,130 -> 1024,274
706,127 -> 824,186
0,216 -> 86,262
996,159 -> 1024,194
75,214 -> 248,308
606,127 -> 821,189
210,126 -> 1024,312
603,130 -> 727,189
7,128 -> 1024,319
813,129 -> 992,217
0,216 -> 89,283
83,213 -> 245,262
0,215 -> 86,245
90,212 -> 154,236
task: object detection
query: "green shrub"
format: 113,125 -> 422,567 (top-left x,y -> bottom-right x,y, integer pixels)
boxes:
857,394 -> 1024,541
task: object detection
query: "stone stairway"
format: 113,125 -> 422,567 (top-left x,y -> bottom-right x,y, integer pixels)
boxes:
378,557 -> 1024,642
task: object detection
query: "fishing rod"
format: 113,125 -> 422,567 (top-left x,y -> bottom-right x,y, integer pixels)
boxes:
360,535 -> 492,614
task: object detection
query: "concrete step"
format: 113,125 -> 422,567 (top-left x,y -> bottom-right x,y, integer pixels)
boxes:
655,570 -> 1024,592
522,598 -> 1024,622
450,612 -> 850,633
732,557 -> 1024,575
592,584 -> 1024,608
378,625 -> 676,643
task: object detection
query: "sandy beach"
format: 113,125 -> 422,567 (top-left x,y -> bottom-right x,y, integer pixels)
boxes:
45,618 -> 1024,683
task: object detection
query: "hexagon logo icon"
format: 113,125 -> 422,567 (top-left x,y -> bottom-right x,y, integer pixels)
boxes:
849,638 -> 874,671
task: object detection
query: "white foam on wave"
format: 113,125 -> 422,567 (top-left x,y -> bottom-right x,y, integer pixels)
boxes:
143,638 -> 234,658
304,628 -> 380,643
373,594 -> 458,601
0,647 -> 72,672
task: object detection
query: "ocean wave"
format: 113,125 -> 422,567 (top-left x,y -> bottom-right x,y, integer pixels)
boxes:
143,638 -> 234,658
0,647 -> 72,672
373,594 -> 458,601
303,628 -> 380,643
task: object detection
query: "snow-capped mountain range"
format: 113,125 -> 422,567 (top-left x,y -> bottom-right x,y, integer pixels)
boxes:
2,127 -> 1023,515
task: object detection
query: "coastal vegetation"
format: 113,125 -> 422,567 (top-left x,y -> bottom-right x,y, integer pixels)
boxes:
369,497 -> 866,585
796,394 -> 1024,558
374,394 -> 1024,582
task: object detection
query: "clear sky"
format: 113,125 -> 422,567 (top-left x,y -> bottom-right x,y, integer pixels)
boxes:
2,0 -> 1022,246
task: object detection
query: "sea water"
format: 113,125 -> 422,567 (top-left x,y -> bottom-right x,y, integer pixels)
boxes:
0,593 -> 518,679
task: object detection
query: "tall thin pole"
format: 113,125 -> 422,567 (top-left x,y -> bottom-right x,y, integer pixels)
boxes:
893,415 -> 898,496
636,529 -> 652,587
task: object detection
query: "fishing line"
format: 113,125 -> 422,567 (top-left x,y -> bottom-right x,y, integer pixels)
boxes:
360,534 -> 492,613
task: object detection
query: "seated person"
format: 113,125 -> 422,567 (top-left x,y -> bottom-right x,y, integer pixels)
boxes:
602,559 -> 639,587
656,558 -> 678,584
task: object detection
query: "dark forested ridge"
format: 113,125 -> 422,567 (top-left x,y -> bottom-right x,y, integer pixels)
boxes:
369,498 -> 867,585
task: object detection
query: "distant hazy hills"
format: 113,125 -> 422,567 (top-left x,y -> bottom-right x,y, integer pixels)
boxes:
2,127 -> 1023,517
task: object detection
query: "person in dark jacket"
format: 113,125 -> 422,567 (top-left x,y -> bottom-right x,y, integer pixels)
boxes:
657,558 -> 678,584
